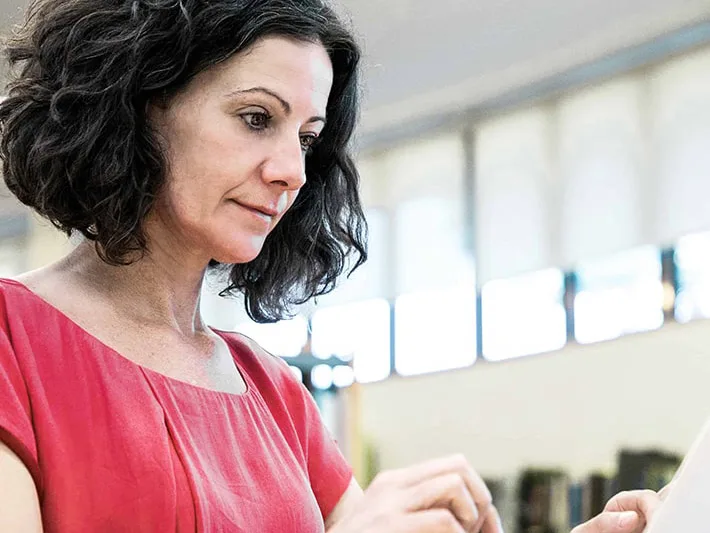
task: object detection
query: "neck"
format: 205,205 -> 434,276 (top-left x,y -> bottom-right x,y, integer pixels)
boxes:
61,237 -> 211,337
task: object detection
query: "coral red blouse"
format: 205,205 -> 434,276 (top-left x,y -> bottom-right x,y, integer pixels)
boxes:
0,278 -> 352,532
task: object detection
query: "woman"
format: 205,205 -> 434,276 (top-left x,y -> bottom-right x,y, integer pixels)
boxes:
0,0 -> 666,532
0,0 -> 502,531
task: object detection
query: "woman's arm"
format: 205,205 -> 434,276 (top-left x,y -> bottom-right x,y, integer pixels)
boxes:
325,477 -> 363,531
0,441 -> 43,533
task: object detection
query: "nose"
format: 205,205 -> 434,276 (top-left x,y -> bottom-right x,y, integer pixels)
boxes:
260,135 -> 307,191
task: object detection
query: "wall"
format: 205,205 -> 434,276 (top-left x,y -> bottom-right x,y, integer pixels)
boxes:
0,212 -> 73,275
358,319 -> 710,480
25,215 -> 72,271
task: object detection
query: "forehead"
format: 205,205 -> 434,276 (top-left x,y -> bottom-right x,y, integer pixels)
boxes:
209,36 -> 334,113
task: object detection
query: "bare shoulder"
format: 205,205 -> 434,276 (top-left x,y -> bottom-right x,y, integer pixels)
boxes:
11,265 -> 129,356
13,265 -> 86,310
13,266 -> 56,294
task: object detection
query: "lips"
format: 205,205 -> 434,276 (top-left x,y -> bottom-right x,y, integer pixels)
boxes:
230,200 -> 280,219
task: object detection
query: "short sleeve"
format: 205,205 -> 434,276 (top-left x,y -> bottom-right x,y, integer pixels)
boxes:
223,331 -> 354,520
0,319 -> 41,493
295,380 -> 354,520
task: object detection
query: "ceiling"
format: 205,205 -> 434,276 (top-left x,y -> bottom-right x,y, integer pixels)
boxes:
0,0 -> 708,131
338,0 -> 710,134
0,0 -> 707,148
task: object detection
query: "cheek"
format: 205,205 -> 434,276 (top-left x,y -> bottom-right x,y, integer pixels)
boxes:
162,116 -> 244,203
162,147 -> 237,220
157,174 -> 221,239
163,178 -> 204,220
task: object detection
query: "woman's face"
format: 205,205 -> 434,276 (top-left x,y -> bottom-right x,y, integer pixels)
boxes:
148,36 -> 333,264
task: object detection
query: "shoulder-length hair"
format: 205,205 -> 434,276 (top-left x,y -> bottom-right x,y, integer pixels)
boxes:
0,0 -> 367,322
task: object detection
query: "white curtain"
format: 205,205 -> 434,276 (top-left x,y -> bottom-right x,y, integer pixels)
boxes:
475,107 -> 553,284
650,47 -> 710,245
382,135 -> 478,375
557,76 -> 646,267
383,135 -> 475,294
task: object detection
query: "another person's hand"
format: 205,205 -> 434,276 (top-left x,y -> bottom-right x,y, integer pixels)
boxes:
330,454 -> 503,533
571,486 -> 670,533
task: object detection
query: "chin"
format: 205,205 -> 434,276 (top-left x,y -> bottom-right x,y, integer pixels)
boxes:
209,236 -> 266,265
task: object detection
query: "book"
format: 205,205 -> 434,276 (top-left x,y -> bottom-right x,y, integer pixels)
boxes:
617,449 -> 680,492
580,473 -> 612,523
516,469 -> 569,533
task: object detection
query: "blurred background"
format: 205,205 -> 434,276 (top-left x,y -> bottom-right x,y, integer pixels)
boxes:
2,0 -> 710,531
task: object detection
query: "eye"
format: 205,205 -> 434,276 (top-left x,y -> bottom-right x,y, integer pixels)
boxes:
300,134 -> 319,154
240,112 -> 271,130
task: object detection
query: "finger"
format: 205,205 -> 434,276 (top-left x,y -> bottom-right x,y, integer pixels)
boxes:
398,509 -> 466,533
393,455 -> 492,509
479,504 -> 504,533
571,511 -> 641,533
405,473 -> 479,531
604,490 -> 661,524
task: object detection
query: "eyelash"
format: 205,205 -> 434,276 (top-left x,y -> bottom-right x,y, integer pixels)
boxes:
239,112 -> 320,154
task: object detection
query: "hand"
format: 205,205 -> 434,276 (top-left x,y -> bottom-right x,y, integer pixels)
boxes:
330,454 -> 503,533
571,485 -> 671,533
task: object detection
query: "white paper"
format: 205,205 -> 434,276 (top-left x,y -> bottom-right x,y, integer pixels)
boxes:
644,417 -> 710,532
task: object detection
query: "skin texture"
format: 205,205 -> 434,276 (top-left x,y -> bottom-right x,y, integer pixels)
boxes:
146,36 -> 333,268
0,442 -> 42,533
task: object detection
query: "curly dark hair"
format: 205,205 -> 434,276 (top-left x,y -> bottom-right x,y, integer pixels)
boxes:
0,0 -> 367,322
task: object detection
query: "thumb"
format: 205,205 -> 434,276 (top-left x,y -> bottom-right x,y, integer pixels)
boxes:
572,511 -> 641,533
604,489 -> 661,524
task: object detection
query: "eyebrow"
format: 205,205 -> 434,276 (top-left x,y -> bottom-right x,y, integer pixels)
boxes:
227,86 -> 327,126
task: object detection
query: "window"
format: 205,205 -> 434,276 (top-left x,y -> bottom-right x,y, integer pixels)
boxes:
235,315 -> 308,358
557,77 -> 645,265
481,268 -> 567,361
574,246 -> 664,344
394,196 -> 474,294
394,286 -> 476,376
475,107 -> 553,284
651,47 -> 710,244
310,299 -> 391,383
675,231 -> 710,323
385,135 -> 472,295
